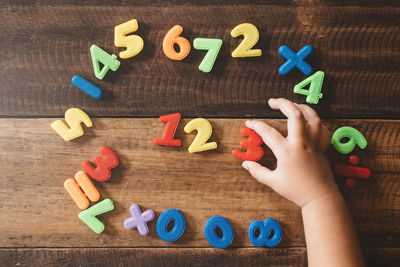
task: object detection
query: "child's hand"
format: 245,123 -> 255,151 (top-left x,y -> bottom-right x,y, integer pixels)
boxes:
242,98 -> 339,207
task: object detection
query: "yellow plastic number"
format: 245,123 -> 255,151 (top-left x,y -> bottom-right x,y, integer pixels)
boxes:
114,19 -> 144,59
230,23 -> 262,58
51,108 -> 93,141
184,118 -> 217,153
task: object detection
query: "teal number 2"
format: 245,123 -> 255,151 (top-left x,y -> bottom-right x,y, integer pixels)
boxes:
193,38 -> 223,73
78,198 -> 114,234
90,45 -> 120,80
332,126 -> 367,154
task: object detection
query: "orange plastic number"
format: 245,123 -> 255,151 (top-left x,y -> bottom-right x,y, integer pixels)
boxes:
64,171 -> 100,210
163,25 -> 191,60
232,128 -> 264,161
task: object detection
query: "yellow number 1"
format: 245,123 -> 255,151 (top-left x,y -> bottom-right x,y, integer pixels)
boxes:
184,118 -> 217,153
114,19 -> 144,59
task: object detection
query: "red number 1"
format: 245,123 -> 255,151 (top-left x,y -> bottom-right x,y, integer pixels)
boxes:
153,113 -> 181,146
82,146 -> 119,182
232,128 -> 264,161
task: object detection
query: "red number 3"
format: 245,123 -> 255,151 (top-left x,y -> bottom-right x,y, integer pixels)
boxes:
232,128 -> 264,161
82,146 -> 119,182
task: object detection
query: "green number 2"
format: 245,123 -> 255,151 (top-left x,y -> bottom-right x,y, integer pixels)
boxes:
193,38 -> 223,73
90,45 -> 120,80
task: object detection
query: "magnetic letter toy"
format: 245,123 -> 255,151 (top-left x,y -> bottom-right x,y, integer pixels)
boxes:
248,218 -> 282,248
156,209 -> 186,242
51,108 -> 93,141
153,113 -> 182,146
293,71 -> 324,104
204,216 -> 234,249
332,126 -> 367,154
72,75 -> 103,99
232,128 -> 264,161
278,45 -> 313,75
124,204 -> 155,235
78,198 -> 114,234
82,146 -> 119,182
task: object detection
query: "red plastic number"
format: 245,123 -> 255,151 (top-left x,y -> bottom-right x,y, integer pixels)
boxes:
82,146 -> 119,182
153,113 -> 181,146
232,128 -> 264,161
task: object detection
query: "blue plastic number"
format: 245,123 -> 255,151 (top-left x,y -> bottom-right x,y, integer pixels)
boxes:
331,126 -> 367,154
156,209 -> 186,242
72,75 -> 103,99
204,216 -> 234,249
248,218 -> 282,248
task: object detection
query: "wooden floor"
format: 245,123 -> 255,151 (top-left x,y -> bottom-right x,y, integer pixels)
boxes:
0,1 -> 399,266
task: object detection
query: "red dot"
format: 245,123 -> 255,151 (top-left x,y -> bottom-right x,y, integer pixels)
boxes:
348,155 -> 359,166
346,178 -> 356,188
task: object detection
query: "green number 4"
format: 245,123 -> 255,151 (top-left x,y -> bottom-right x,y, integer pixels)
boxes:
90,45 -> 120,80
294,71 -> 324,104
193,38 -> 223,73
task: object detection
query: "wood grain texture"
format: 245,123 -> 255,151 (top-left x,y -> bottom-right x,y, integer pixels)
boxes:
0,0 -> 399,118
0,118 -> 398,248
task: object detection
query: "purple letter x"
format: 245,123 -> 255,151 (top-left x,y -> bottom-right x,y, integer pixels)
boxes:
123,204 -> 155,235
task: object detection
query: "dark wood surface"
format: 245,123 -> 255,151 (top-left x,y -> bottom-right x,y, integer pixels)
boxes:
0,0 -> 399,266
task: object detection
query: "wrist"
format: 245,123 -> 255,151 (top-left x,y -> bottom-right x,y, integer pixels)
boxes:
301,190 -> 343,212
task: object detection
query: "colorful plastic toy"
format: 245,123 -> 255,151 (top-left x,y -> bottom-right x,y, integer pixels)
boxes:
332,126 -> 367,154
334,155 -> 371,188
90,45 -> 120,80
51,108 -> 93,141
156,209 -> 186,242
64,171 -> 100,210
82,146 -> 119,182
114,19 -> 144,59
232,128 -> 264,161
204,216 -> 234,249
153,113 -> 182,146
278,45 -> 313,75
230,23 -> 262,58
293,71 -> 324,104
124,204 -> 155,235
184,118 -> 217,153
72,75 -> 103,99
248,218 -> 282,248
78,198 -> 114,234
193,38 -> 223,73
162,25 -> 191,60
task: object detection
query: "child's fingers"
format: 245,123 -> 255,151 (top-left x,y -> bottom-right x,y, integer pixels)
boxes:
245,120 -> 285,155
319,125 -> 331,151
268,98 -> 305,142
296,104 -> 322,141
242,161 -> 274,186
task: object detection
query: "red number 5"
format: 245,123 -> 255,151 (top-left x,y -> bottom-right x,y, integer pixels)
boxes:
82,146 -> 119,182
232,128 -> 264,161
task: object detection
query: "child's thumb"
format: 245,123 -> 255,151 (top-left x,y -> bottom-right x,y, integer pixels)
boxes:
242,161 -> 273,186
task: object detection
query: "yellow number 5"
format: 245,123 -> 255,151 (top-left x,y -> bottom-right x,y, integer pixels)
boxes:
231,23 -> 262,58
114,19 -> 144,59
184,118 -> 217,153
51,108 -> 93,141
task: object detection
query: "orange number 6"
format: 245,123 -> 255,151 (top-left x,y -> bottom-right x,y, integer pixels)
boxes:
163,25 -> 191,60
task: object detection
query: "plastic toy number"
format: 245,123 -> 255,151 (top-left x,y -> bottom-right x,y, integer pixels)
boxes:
193,38 -> 223,73
78,198 -> 114,234
293,71 -> 324,104
51,108 -> 93,141
162,25 -> 191,60
232,128 -> 264,161
153,113 -> 181,146
184,118 -> 217,153
332,126 -> 367,154
156,209 -> 186,242
82,146 -> 119,182
64,171 -> 100,210
204,216 -> 234,249
114,19 -> 144,59
90,45 -> 120,80
248,218 -> 282,248
230,23 -> 262,58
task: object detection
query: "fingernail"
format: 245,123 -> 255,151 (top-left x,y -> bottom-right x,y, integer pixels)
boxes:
242,161 -> 249,170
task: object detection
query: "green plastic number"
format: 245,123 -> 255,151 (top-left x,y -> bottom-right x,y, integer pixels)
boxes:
332,126 -> 367,154
90,45 -> 120,80
294,71 -> 324,104
193,38 -> 223,73
78,198 -> 114,234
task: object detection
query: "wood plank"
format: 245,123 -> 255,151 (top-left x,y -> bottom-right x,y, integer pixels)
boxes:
0,1 -> 399,118
0,118 -> 399,248
1,248 -> 400,267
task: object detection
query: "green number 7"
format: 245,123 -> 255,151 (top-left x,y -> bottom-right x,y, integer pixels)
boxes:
193,38 -> 223,73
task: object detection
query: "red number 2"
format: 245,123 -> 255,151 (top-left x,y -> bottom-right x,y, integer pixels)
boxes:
153,113 -> 181,146
82,146 -> 119,182
232,128 -> 264,161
